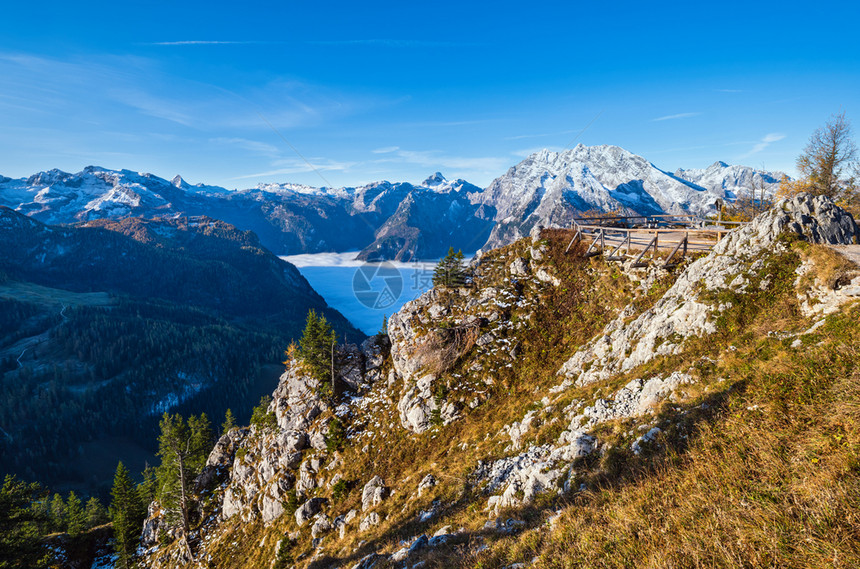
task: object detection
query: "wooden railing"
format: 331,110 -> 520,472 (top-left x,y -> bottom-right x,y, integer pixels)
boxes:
563,214 -> 747,268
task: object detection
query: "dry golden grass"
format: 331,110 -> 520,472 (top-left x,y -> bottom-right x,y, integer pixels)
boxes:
144,231 -> 860,569
470,305 -> 860,569
796,243 -> 859,290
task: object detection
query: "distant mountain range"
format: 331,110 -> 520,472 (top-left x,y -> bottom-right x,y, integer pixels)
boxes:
0,145 -> 788,260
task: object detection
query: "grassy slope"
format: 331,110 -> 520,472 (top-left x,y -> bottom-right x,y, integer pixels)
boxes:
148,232 -> 860,569
474,241 -> 860,569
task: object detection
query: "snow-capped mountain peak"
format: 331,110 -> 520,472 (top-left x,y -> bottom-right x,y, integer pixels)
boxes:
422,172 -> 448,187
172,174 -> 188,189
474,144 -> 787,251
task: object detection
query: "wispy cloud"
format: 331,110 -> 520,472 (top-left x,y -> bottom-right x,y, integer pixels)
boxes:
210,137 -> 280,157
503,129 -> 578,141
739,133 -> 786,158
372,146 -> 400,154
651,112 -> 701,122
400,119 -> 496,128
113,89 -> 196,126
308,39 -> 479,48
231,157 -> 357,180
148,39 -> 480,49
376,149 -> 509,173
148,40 -> 277,46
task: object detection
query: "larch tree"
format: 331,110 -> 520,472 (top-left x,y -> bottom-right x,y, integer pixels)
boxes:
781,112 -> 858,207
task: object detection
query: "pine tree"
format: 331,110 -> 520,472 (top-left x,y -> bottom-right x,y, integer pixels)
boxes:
138,463 -> 157,507
85,496 -> 108,529
250,395 -> 277,430
155,413 -> 212,538
221,408 -> 236,435
49,493 -> 65,533
65,491 -> 86,536
0,475 -> 50,568
111,462 -> 143,569
432,247 -> 466,288
297,310 -> 338,396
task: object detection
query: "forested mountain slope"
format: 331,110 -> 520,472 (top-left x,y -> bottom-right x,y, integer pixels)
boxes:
0,208 -> 361,494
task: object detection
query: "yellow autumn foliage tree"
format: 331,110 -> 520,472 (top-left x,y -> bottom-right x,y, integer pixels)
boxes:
778,112 -> 859,215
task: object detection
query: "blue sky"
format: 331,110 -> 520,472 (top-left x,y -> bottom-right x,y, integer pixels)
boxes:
1,0 -> 858,189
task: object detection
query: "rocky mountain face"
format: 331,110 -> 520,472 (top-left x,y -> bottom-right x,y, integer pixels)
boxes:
0,168 -> 482,261
472,145 -> 785,252
674,161 -> 787,199
1,150 -> 789,261
136,194 -> 859,569
355,175 -> 494,261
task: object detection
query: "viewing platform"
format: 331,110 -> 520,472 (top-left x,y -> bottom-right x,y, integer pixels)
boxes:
563,214 -> 746,268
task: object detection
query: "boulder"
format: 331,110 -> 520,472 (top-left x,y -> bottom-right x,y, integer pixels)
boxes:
350,553 -> 387,569
535,268 -> 561,286
417,474 -> 437,497
396,374 -> 439,433
297,457 -> 322,495
295,497 -> 327,527
260,491 -> 285,523
276,430 -> 307,454
270,362 -> 327,432
337,343 -> 365,392
361,335 -> 389,384
140,501 -> 162,548
311,514 -> 332,538
362,476 -> 389,511
510,257 -> 530,276
359,512 -> 381,532
195,428 -> 247,492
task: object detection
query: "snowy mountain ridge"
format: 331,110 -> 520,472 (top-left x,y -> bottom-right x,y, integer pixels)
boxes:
472,144 -> 786,250
674,160 -> 788,200
0,145 -> 788,259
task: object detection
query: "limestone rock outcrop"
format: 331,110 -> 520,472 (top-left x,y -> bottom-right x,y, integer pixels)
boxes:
558,194 -> 858,388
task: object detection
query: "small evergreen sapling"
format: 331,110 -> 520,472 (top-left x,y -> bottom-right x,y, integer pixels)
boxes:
64,491 -> 86,536
433,247 -> 467,288
250,396 -> 278,430
221,408 -> 237,435
296,309 -> 338,397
